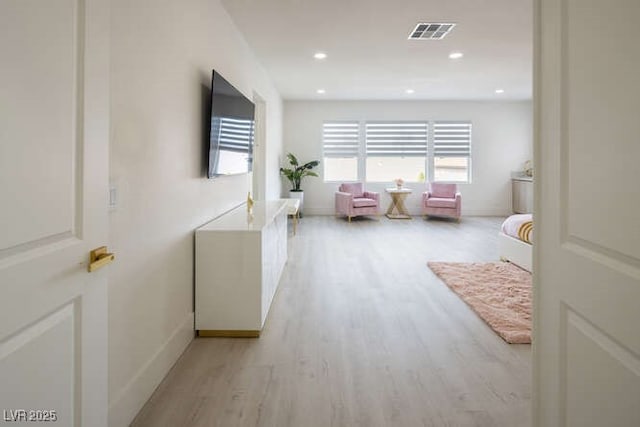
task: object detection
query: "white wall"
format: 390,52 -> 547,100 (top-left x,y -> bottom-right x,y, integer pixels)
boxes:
284,101 -> 532,216
108,1 -> 282,426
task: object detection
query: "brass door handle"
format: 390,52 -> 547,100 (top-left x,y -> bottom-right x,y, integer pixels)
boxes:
88,246 -> 115,272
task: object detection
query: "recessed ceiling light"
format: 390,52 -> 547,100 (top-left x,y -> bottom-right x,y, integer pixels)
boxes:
316,89 -> 326,94
448,52 -> 464,59
495,89 -> 505,94
313,52 -> 327,60
405,89 -> 415,94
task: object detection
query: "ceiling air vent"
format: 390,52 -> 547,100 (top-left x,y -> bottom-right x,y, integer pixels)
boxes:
408,23 -> 456,40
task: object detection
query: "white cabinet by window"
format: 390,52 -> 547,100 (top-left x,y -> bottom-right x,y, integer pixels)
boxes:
512,176 -> 533,214
195,200 -> 288,337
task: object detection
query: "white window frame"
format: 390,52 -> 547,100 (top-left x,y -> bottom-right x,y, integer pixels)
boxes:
318,120 -> 472,184
364,121 -> 428,183
322,121 -> 361,182
429,121 -> 472,184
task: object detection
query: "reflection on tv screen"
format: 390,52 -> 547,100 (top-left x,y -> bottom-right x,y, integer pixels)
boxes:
208,71 -> 255,178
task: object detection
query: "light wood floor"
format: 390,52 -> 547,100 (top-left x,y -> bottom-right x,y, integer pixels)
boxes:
131,216 -> 531,427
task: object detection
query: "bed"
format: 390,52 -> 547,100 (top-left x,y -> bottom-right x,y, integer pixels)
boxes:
499,214 -> 533,272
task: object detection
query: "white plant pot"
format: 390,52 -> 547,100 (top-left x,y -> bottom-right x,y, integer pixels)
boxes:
289,190 -> 304,217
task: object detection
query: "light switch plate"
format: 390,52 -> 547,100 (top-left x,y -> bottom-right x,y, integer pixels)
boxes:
109,185 -> 117,210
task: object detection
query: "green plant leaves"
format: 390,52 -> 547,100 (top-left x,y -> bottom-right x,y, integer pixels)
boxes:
280,153 -> 320,191
286,153 -> 299,167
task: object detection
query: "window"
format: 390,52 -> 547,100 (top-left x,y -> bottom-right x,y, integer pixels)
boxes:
319,120 -> 472,184
432,121 -> 472,183
365,122 -> 427,182
322,122 -> 359,181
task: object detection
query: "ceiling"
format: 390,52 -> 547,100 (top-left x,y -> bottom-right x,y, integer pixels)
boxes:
221,0 -> 532,101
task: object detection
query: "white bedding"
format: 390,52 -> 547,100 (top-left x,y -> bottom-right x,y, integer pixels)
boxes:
501,213 -> 533,244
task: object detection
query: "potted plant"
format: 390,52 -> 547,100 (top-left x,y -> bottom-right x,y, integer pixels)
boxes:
280,153 -> 319,217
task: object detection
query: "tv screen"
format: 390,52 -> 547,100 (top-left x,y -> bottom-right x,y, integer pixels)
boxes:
208,70 -> 255,178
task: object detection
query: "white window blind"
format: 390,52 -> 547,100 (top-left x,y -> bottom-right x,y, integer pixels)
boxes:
433,121 -> 472,157
365,122 -> 428,157
215,117 -> 254,152
322,122 -> 360,157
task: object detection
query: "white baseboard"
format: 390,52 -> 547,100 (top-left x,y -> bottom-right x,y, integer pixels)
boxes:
303,207 -> 510,217
462,208 -> 511,216
108,312 -> 194,427
303,207 -> 336,216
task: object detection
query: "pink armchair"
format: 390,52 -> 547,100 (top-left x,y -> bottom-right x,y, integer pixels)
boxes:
335,183 -> 380,222
422,183 -> 461,221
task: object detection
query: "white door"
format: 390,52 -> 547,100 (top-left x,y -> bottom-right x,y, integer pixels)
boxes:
535,0 -> 640,426
252,92 -> 266,201
0,0 -> 109,426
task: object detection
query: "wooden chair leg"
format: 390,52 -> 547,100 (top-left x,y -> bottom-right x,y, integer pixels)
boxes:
293,213 -> 298,234
348,216 -> 352,223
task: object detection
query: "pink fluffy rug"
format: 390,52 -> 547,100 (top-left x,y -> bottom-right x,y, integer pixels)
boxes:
427,262 -> 532,344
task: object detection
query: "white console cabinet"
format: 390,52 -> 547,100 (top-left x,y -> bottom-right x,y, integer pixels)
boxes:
195,200 -> 288,337
512,176 -> 533,214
